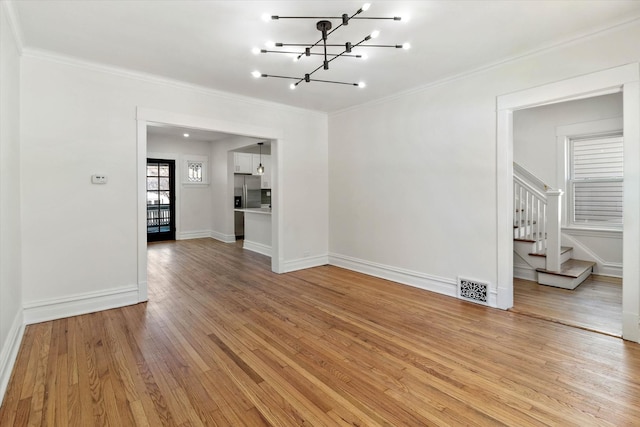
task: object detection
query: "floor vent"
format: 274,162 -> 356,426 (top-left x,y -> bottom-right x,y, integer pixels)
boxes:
458,278 -> 489,305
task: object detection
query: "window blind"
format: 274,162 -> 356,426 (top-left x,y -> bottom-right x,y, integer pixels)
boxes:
570,136 -> 623,225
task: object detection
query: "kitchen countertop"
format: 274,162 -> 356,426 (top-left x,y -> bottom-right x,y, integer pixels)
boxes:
234,207 -> 272,215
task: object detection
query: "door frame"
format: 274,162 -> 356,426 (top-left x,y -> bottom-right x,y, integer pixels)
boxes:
136,108 -> 285,303
496,63 -> 640,342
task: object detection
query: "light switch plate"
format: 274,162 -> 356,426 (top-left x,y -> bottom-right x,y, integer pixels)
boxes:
91,174 -> 107,184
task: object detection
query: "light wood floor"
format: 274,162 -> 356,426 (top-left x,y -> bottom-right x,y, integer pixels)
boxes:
512,276 -> 622,337
2,239 -> 640,426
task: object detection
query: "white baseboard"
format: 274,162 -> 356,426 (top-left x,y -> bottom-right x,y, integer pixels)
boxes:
23,285 -> 139,325
0,309 -> 25,407
329,253 -> 457,297
514,264 -> 537,281
282,255 -> 329,273
243,240 -> 271,257
210,230 -> 236,243
177,230 -> 213,240
596,262 -> 623,278
623,311 -> 640,343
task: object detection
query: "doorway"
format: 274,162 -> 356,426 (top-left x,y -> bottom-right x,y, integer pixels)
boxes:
136,107 -> 285,304
496,63 -> 640,342
146,158 -> 176,242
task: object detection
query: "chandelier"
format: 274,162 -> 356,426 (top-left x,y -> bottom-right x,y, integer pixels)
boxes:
251,3 -> 410,89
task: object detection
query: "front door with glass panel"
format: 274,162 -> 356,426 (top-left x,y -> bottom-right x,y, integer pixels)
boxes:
147,159 -> 176,242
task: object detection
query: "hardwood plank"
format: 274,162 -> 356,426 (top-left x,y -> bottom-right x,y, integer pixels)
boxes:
512,275 -> 622,336
1,238 -> 639,426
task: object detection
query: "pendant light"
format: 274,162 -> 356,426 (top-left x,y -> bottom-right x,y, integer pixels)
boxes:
257,142 -> 265,175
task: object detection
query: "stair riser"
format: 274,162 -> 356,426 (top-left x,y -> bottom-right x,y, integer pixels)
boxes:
537,267 -> 592,290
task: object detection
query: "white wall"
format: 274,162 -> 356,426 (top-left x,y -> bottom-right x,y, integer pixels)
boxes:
328,20 -> 640,301
0,3 -> 24,405
513,93 -> 623,276
210,135 -> 263,242
147,134 -> 214,239
514,93 -> 623,188
20,52 -> 329,318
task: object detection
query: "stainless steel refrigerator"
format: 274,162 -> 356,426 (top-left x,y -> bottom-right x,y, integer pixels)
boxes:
234,174 -> 261,238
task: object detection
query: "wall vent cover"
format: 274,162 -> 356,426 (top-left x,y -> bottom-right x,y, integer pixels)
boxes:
458,278 -> 489,305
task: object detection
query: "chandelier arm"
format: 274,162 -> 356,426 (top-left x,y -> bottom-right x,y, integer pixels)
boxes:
279,43 -> 403,48
308,78 -> 360,86
261,74 -> 302,80
263,49 -> 361,58
271,16 -> 399,20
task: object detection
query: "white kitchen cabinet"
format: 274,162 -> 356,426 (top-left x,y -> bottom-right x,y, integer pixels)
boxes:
234,152 -> 253,174
253,154 -> 271,189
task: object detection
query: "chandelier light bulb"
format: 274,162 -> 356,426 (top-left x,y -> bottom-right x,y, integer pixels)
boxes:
261,13 -> 271,22
358,81 -> 366,88
362,3 -> 371,12
251,47 -> 261,55
251,70 -> 262,78
265,41 -> 276,48
402,43 -> 411,50
289,83 -> 296,90
371,30 -> 380,39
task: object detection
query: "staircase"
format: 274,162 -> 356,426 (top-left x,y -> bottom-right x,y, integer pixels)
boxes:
513,164 -> 595,289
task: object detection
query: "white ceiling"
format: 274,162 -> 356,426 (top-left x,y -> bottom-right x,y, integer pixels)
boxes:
11,1 -> 640,113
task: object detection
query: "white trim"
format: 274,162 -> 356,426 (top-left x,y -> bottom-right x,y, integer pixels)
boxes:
282,255 -> 329,273
2,2 -> 24,53
23,285 -> 139,325
137,122 -> 149,302
600,262 -> 623,278
329,253 -> 457,297
497,64 -> 636,111
514,265 -> 537,282
563,227 -> 622,239
242,240 -> 271,257
211,231 -> 236,244
0,309 -> 24,407
497,63 -> 640,342
560,233 -> 621,278
622,79 -> 640,342
176,230 -> 212,240
333,18 -> 640,116
137,107 -> 285,276
22,48 -> 325,117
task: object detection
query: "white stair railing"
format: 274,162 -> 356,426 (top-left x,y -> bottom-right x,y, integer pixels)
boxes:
513,163 -> 563,271
514,175 -> 547,253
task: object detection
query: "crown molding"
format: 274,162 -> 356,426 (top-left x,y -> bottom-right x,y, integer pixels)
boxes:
2,1 -> 25,53
20,47 -> 327,119
331,15 -> 640,117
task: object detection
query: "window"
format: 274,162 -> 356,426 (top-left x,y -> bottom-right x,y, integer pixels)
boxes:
183,155 -> 208,185
568,134 -> 623,228
187,161 -> 203,182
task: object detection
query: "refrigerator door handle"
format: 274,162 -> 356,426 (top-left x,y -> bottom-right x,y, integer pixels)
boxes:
242,183 -> 247,208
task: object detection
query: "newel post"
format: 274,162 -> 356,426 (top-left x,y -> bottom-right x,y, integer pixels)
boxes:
545,189 -> 563,271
